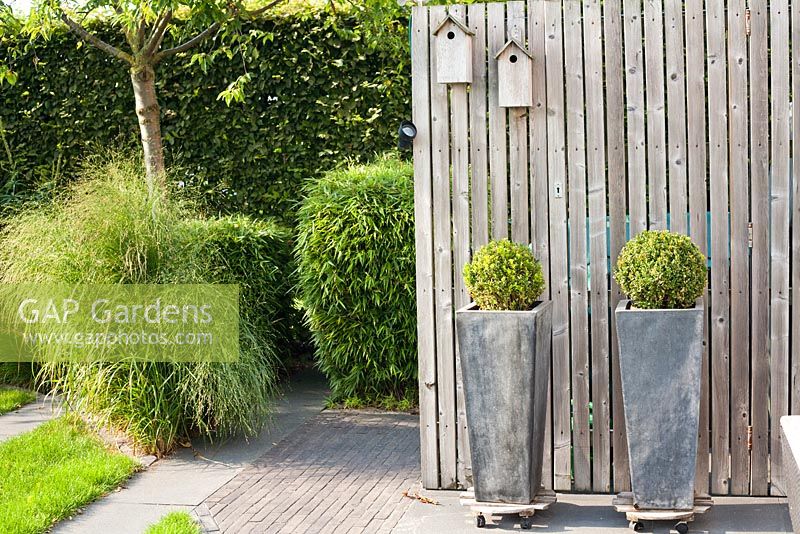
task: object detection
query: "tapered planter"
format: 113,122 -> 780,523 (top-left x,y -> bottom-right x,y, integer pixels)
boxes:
781,416 -> 800,532
456,300 -> 552,504
615,300 -> 704,510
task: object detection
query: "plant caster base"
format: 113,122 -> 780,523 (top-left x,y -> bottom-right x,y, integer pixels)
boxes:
460,488 -> 556,530
613,493 -> 713,533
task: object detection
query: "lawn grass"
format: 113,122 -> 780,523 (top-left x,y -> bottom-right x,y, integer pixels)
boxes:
0,416 -> 139,534
145,511 -> 201,534
0,386 -> 37,415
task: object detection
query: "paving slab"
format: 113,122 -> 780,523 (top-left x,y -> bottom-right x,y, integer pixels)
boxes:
52,370 -> 329,534
0,395 -> 61,443
393,490 -> 793,534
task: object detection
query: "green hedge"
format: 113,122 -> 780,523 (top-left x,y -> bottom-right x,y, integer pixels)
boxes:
295,155 -> 417,406
0,155 -> 294,452
0,9 -> 411,220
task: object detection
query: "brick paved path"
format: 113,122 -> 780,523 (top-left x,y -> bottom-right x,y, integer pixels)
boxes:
198,411 -> 421,533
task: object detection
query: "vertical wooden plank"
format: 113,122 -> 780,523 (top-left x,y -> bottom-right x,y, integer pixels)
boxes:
464,2 -> 487,486
469,4 -> 489,252
643,0 -> 667,230
487,3 -> 508,240
544,0 -> 572,491
665,0 -> 687,235
603,0 -> 630,494
748,0 -> 769,497
583,0 -> 610,493
507,1 -> 529,244
769,0 -> 790,497
429,4 -> 457,490
447,4 -> 470,491
528,0 -> 552,491
564,0 -> 590,491
411,5 -> 439,490
793,0 -> 800,423
727,0 -> 750,496
685,0 -> 709,496
706,0 -> 731,496
623,0 -> 646,236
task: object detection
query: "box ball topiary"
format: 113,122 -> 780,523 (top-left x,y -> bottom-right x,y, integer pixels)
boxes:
463,239 -> 546,311
614,230 -> 707,309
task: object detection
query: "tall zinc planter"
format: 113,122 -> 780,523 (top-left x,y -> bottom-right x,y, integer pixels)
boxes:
456,240 -> 550,504
616,300 -> 703,509
781,416 -> 800,532
613,231 -> 708,511
456,301 -> 552,503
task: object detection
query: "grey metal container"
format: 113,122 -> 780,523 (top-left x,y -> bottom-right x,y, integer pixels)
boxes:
455,301 -> 552,504
615,300 -> 704,511
781,416 -> 800,533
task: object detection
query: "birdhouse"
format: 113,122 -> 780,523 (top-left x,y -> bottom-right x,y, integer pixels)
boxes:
433,13 -> 474,84
495,38 -> 533,108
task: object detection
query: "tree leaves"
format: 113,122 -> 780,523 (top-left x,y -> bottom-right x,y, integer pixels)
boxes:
0,9 -> 411,220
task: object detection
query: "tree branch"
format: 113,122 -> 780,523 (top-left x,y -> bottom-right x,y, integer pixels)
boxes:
60,13 -> 133,64
245,0 -> 285,19
143,10 -> 173,57
153,22 -> 220,62
151,0 -> 285,64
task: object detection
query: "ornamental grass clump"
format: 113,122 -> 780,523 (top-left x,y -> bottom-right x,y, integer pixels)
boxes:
463,240 -> 545,311
296,155 -> 416,407
614,230 -> 707,309
0,154 -> 292,454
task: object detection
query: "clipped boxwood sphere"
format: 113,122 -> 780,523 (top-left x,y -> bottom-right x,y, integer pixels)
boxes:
463,239 -> 545,311
614,230 -> 707,309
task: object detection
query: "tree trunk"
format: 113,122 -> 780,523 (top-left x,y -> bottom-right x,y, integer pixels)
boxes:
130,63 -> 165,191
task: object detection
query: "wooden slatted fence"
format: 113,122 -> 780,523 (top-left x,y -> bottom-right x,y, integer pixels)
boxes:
412,0 -> 797,497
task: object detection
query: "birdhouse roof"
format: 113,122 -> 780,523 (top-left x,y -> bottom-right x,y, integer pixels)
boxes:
494,38 -> 533,60
433,14 -> 475,37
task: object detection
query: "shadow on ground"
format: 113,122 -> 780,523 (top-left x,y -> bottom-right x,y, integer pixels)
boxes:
393,492 -> 793,533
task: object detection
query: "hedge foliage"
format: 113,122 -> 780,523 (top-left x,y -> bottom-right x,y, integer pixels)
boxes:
295,155 -> 416,405
0,155 -> 295,453
614,230 -> 707,309
464,239 -> 545,311
0,8 -> 411,220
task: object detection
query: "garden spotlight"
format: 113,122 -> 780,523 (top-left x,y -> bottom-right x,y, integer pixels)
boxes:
398,120 -> 417,150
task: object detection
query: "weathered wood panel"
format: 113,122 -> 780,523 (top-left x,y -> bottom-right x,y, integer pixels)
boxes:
770,0 -> 790,497
793,0 -> 800,425
448,4 -> 471,490
544,0 -> 572,492
727,0 -> 750,496
749,0 -> 769,497
507,1 -> 529,244
469,4 -> 489,252
564,0 -> 590,492
664,0 -> 687,236
603,0 -> 630,494
685,0 -> 709,497
583,0 -> 611,494
527,0 -> 552,491
487,3 -> 507,240
623,0 -> 646,236
411,4 -> 438,489
706,0 -> 731,496
428,5 -> 457,490
412,1 -> 794,496
643,0 -> 667,231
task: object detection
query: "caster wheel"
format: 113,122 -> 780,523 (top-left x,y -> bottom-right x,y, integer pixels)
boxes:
675,521 -> 689,534
476,514 -> 486,528
629,520 -> 644,531
520,516 -> 532,529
